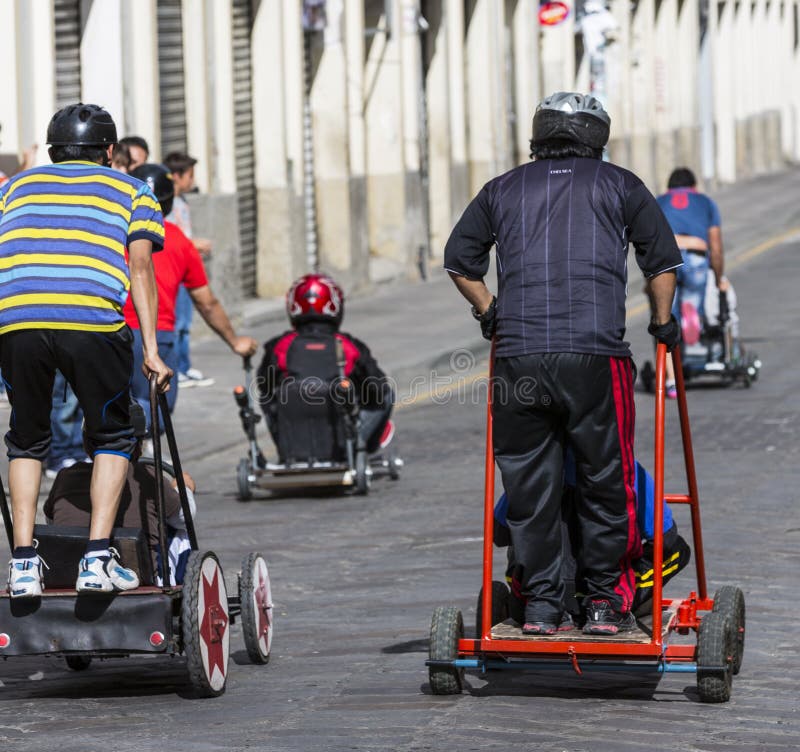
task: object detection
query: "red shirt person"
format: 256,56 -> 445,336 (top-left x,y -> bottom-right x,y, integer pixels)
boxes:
124,164 -> 257,429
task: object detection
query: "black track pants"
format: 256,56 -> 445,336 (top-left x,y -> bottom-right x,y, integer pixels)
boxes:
0,328 -> 135,461
492,353 -> 641,620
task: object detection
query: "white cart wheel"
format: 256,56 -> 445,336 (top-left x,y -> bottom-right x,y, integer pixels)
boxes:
182,551 -> 230,697
240,552 -> 273,664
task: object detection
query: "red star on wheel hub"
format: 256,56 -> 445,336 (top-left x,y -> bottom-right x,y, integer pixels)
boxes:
199,567 -> 229,679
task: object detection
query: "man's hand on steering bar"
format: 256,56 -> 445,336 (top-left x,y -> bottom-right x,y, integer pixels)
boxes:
143,352 -> 173,392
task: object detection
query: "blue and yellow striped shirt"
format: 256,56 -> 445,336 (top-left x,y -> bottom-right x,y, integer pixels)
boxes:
0,161 -> 164,334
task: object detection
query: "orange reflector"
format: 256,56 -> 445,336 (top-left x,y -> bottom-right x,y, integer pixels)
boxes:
234,385 -> 245,394
0,633 -> 10,648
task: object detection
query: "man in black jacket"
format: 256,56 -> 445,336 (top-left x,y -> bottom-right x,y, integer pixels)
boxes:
445,92 -> 682,636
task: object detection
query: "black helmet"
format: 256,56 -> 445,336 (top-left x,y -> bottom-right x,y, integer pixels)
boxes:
46,103 -> 117,146
129,163 -> 175,216
532,92 -> 610,150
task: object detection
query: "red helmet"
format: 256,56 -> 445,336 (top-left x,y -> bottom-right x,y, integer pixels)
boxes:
286,273 -> 344,326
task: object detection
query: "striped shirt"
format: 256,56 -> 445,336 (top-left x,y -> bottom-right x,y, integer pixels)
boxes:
0,161 -> 164,335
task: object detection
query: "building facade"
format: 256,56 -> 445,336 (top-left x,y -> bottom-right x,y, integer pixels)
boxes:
0,0 -> 797,303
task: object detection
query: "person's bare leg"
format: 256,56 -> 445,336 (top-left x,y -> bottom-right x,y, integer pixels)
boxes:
666,352 -> 676,384
88,453 -> 129,539
9,459 -> 43,548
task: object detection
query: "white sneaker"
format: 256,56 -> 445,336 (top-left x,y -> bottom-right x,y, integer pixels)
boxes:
183,368 -> 215,388
76,548 -> 139,593
8,556 -> 44,598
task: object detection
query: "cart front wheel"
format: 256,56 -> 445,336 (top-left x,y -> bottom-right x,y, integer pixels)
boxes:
697,611 -> 733,703
237,458 -> 252,501
239,552 -> 273,665
712,586 -> 745,675
428,606 -> 464,695
354,450 -> 370,495
475,581 -> 510,637
65,655 -> 92,671
182,551 -> 230,697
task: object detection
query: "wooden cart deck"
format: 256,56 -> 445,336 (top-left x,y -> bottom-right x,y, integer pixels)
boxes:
489,603 -> 679,644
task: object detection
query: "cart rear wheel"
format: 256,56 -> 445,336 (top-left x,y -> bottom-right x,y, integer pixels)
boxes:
712,586 -> 745,675
65,655 -> 92,671
640,360 -> 655,393
475,581 -> 510,637
354,450 -> 370,495
697,611 -> 733,703
182,551 -> 230,697
428,606 -> 464,695
237,458 -> 252,501
387,447 -> 401,481
239,552 -> 273,665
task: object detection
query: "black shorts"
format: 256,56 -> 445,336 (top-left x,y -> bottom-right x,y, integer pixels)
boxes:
0,327 -> 135,461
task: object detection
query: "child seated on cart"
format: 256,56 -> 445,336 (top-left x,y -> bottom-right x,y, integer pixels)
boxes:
256,274 -> 394,462
43,405 -> 196,585
494,450 -> 691,626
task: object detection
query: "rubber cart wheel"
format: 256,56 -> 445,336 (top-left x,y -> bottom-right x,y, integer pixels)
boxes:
239,552 -> 273,665
475,581 -> 510,637
65,655 -> 92,671
354,450 -> 370,495
237,458 -> 252,502
697,611 -> 733,703
428,606 -> 464,695
640,360 -> 655,393
712,586 -> 745,675
387,447 -> 401,481
182,551 -> 230,697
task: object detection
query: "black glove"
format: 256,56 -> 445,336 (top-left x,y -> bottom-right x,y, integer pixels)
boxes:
648,315 -> 681,352
472,296 -> 497,341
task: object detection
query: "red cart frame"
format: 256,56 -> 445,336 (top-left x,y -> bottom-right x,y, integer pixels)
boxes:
428,342 -> 744,700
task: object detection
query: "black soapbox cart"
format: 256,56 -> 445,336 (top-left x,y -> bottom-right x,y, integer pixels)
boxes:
0,377 -> 273,697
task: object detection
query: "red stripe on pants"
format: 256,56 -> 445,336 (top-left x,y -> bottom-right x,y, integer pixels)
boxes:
609,357 -> 642,611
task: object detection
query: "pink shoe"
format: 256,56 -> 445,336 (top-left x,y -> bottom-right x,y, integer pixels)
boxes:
666,382 -> 677,400
681,302 -> 701,345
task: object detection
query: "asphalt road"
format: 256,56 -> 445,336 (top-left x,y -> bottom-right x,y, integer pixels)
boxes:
1,175 -> 799,750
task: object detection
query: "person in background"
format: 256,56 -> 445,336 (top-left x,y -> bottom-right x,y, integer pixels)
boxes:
162,151 -> 214,388
111,142 -> 131,173
118,135 -> 149,172
123,163 -> 257,430
44,372 -> 88,479
655,167 -> 727,398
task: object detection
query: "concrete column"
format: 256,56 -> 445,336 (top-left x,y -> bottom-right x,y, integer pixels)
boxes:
120,0 -> 159,150
713,0 -> 736,183
345,0 -> 369,284
399,0 -> 427,272
15,0 -> 56,161
628,0 -> 657,188
0,1 -> 21,159
251,0 -> 305,297
606,0 -> 633,166
421,0 -> 453,255
203,0 -> 237,194
81,0 -> 124,127
652,0 -> 678,190
446,0 -> 469,218
365,0 -> 408,266
464,0 -> 506,192
511,0 -> 541,165
181,0 -> 210,184
310,0 -> 360,281
674,0 -> 700,171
